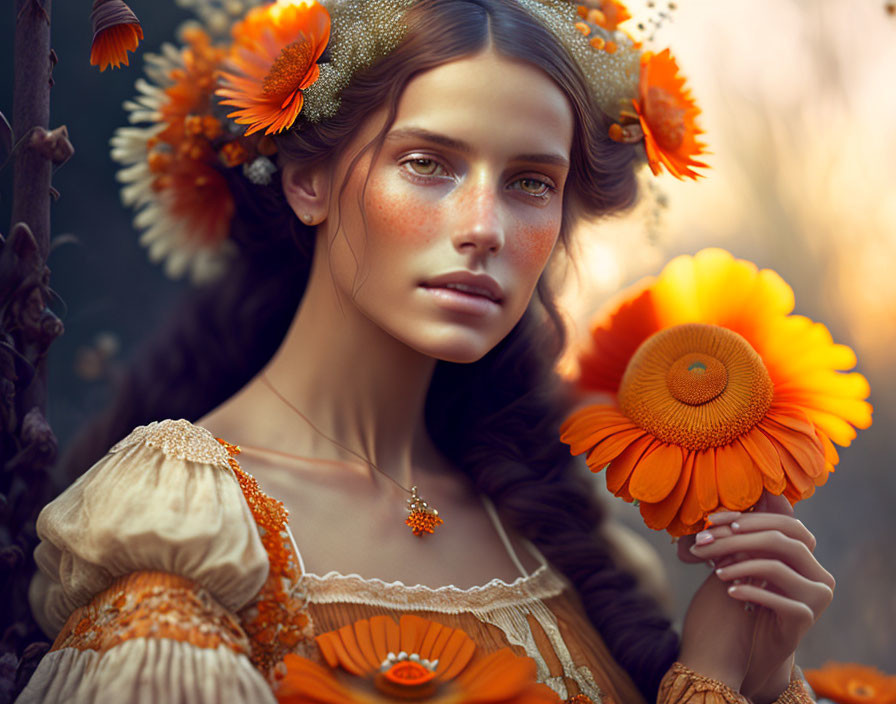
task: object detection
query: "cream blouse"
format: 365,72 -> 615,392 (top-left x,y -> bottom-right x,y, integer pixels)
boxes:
16,419 -> 812,704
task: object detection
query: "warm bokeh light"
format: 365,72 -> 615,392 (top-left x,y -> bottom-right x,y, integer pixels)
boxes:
558,0 -> 896,671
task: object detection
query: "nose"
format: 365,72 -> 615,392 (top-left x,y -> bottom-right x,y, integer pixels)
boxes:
451,179 -> 505,256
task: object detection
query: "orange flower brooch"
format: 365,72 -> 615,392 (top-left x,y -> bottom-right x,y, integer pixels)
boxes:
274,614 -> 560,703
560,249 -> 872,536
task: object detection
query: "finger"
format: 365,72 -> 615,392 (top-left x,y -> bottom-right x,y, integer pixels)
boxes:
677,512 -> 742,564
725,582 -> 815,632
677,534 -> 705,564
754,491 -> 794,517
715,559 -> 834,616
687,525 -> 749,571
690,531 -> 835,589
706,511 -> 742,526
729,514 -> 817,552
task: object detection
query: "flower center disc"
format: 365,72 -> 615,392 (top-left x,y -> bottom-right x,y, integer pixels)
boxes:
645,86 -> 686,150
374,661 -> 438,699
846,680 -> 877,699
618,323 -> 774,451
667,353 -> 727,405
263,40 -> 313,97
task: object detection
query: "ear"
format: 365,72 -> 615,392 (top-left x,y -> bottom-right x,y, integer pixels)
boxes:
282,160 -> 330,226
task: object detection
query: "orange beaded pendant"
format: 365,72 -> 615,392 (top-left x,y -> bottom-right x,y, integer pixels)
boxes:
405,485 -> 443,537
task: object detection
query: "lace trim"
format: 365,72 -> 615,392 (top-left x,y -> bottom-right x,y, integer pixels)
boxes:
476,601 -> 605,702
300,563 -> 565,612
108,418 -> 232,468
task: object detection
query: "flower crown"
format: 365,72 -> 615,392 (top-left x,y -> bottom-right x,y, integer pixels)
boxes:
108,0 -> 707,284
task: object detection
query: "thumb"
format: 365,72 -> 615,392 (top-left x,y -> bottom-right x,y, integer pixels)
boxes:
754,490 -> 794,516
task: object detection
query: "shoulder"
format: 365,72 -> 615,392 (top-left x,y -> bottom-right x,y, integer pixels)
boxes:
106,417 -> 234,465
30,418 -> 269,637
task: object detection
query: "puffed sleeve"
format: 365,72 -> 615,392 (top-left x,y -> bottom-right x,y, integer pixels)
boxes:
16,419 -> 277,704
657,662 -> 815,703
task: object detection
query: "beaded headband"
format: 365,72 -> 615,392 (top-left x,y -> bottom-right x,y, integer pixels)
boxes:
106,0 -> 707,283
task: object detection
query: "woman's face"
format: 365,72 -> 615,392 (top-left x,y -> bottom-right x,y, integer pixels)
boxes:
315,49 -> 574,363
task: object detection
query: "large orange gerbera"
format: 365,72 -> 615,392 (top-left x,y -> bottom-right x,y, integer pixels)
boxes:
560,249 -> 872,536
275,614 -> 560,703
804,663 -> 896,704
632,49 -> 707,180
216,0 -> 331,136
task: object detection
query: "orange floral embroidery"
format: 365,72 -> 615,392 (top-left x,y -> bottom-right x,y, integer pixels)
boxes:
565,695 -> 595,704
275,614 -> 561,703
218,438 -> 313,676
50,571 -> 250,656
561,249 -> 872,536
804,662 -> 896,704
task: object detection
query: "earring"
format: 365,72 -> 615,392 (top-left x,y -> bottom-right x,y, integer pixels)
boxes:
302,213 -> 314,224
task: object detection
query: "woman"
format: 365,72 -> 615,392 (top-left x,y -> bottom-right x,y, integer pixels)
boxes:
19,0 -> 831,701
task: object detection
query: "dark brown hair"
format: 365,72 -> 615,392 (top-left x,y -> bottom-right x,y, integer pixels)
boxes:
60,0 -> 677,698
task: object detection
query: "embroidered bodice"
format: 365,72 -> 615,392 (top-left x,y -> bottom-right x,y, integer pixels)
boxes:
17,419 -> 814,704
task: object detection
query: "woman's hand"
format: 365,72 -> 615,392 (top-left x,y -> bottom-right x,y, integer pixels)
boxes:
676,492 -> 835,703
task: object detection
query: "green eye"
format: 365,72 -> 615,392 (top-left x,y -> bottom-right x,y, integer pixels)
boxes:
409,158 -> 439,175
518,178 -> 549,196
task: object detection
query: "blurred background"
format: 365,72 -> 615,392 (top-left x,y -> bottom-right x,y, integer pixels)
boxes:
2,0 -> 894,674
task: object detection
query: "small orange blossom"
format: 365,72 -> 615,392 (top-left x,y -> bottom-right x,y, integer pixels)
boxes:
90,0 -> 144,72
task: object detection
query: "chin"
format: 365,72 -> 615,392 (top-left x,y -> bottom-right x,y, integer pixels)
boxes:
404,330 -> 502,365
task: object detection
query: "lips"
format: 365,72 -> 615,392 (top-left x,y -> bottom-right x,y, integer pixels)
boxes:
420,271 -> 504,303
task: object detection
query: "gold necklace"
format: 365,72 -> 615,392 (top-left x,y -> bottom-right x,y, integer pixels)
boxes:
252,373 -> 443,537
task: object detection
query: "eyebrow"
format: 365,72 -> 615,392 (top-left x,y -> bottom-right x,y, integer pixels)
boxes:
385,127 -> 570,168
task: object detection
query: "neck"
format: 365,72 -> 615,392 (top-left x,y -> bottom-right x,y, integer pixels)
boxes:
248,237 -> 439,486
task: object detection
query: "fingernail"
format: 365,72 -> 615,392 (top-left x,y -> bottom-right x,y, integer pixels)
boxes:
707,559 -> 716,569
695,531 -> 714,546
715,566 -> 726,576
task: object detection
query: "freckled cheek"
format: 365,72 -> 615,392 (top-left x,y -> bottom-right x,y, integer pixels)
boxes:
508,221 -> 559,273
363,179 -> 444,246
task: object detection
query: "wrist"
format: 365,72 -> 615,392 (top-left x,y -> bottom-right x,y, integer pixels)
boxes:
746,656 -> 796,704
677,651 -> 744,693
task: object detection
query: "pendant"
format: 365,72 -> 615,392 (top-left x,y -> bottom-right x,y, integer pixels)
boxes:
405,485 -> 443,537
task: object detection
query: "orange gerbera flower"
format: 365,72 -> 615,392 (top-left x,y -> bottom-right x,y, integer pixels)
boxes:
217,0 -> 331,136
632,49 -> 707,180
90,0 -> 144,71
804,662 -> 896,704
560,249 -> 872,536
275,614 -> 560,703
